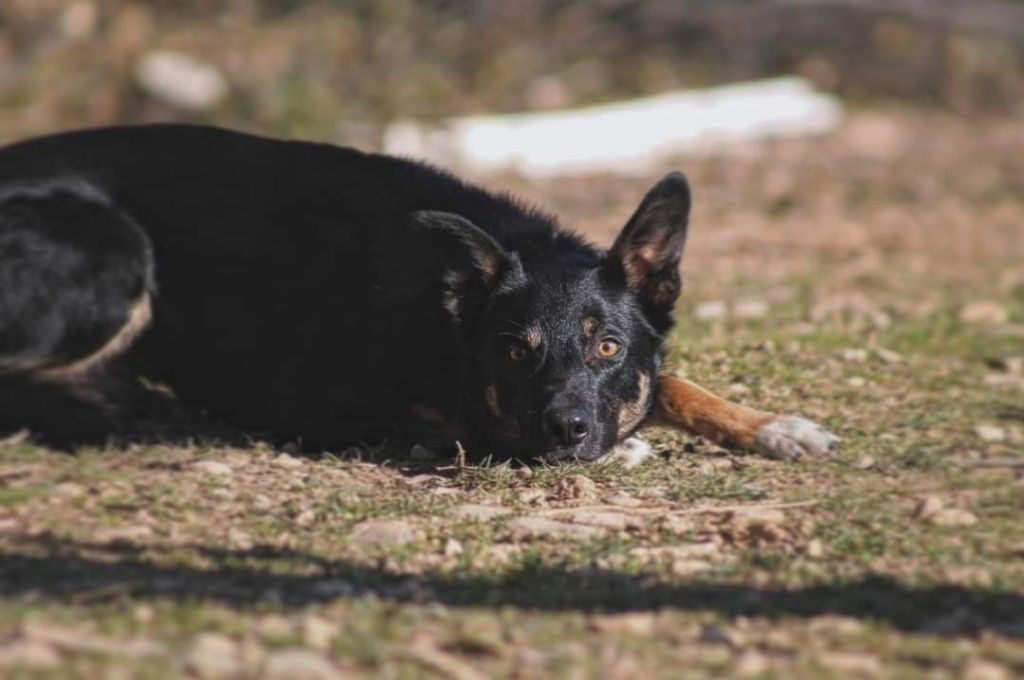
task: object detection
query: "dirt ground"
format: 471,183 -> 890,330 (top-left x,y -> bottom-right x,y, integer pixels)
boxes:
1,107 -> 1022,679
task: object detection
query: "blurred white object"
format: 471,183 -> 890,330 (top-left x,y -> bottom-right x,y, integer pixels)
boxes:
384,77 -> 842,177
136,51 -> 228,111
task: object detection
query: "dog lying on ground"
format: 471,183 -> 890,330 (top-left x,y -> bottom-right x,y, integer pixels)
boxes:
0,125 -> 838,463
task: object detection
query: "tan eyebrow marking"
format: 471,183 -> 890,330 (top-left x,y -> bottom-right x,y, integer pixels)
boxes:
525,326 -> 542,350
582,317 -> 599,336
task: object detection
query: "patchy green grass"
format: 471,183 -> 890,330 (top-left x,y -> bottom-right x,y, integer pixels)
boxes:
1,110 -> 1023,677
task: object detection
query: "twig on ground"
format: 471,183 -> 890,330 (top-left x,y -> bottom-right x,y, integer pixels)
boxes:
536,499 -> 820,517
0,464 -> 37,482
964,459 -> 1024,469
23,621 -> 165,658
398,640 -> 488,680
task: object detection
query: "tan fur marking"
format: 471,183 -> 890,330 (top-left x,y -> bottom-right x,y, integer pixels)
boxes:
619,254 -> 649,292
653,374 -> 775,449
0,356 -> 47,376
525,327 -> 542,350
582,317 -> 598,336
39,293 -> 152,380
617,371 -> 652,437
484,384 -> 503,418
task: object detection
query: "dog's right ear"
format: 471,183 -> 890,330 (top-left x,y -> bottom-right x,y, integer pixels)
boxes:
409,211 -> 525,323
603,172 -> 690,332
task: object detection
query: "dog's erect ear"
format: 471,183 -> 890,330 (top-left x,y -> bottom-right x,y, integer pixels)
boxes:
606,172 -> 690,316
409,210 -> 525,322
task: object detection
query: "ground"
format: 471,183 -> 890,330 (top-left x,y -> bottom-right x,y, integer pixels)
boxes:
1,108 -> 1022,679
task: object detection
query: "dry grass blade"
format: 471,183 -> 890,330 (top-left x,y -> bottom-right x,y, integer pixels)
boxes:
399,641 -> 488,680
964,459 -> 1024,469
23,622 -> 165,659
535,499 -> 819,517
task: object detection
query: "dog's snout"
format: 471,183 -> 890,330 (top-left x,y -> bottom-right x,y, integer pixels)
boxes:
542,406 -> 591,447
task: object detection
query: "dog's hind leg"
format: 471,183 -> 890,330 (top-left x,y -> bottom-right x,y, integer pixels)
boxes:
0,180 -> 154,448
654,374 -> 840,460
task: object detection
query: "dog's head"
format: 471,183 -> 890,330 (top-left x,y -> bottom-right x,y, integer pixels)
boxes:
412,172 -> 690,463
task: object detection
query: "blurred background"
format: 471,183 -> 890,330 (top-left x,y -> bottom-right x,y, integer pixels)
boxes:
1,0 -> 1022,364
1,0 -> 1022,142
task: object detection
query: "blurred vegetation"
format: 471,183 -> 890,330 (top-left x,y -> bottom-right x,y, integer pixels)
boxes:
1,0 -> 1022,143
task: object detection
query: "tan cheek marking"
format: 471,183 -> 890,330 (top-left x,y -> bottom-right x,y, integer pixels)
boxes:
617,370 -> 651,437
582,317 -> 598,336
525,327 -> 542,350
39,293 -> 153,380
485,384 -> 503,418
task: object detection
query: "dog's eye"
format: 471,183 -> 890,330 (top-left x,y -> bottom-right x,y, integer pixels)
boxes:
597,339 -> 622,358
508,346 -> 528,362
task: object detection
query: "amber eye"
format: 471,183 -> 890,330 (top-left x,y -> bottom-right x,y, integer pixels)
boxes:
597,339 -> 622,358
508,346 -> 528,362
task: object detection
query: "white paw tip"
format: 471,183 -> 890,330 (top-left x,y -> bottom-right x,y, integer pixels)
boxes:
604,437 -> 654,468
755,416 -> 841,461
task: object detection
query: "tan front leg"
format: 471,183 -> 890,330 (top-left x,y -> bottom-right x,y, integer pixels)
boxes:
654,374 -> 840,460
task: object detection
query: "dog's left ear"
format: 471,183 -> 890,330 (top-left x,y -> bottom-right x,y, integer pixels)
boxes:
606,172 -> 690,321
409,210 -> 525,323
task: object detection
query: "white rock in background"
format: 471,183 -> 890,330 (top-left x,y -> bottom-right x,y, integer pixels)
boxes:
732,299 -> 769,320
0,640 -> 60,671
349,519 -> 418,549
962,659 -> 1011,680
385,77 -> 842,178
136,50 -> 228,111
193,460 -> 233,476
959,300 -> 1008,325
975,424 -> 1006,442
262,649 -> 344,680
186,633 -> 243,679
695,300 -> 728,320
839,348 -> 869,363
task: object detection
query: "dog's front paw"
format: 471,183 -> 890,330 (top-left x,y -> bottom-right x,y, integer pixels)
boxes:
754,416 -> 840,461
603,436 -> 654,468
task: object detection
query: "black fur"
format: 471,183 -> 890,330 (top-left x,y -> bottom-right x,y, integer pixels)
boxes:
0,125 -> 689,462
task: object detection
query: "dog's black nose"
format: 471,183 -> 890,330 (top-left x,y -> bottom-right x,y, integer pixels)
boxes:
542,407 -> 591,447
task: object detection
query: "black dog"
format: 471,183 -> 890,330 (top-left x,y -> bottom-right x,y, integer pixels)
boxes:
0,125 -> 695,463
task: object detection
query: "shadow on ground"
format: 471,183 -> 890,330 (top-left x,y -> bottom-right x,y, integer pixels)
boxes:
3,534 -> 1020,638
